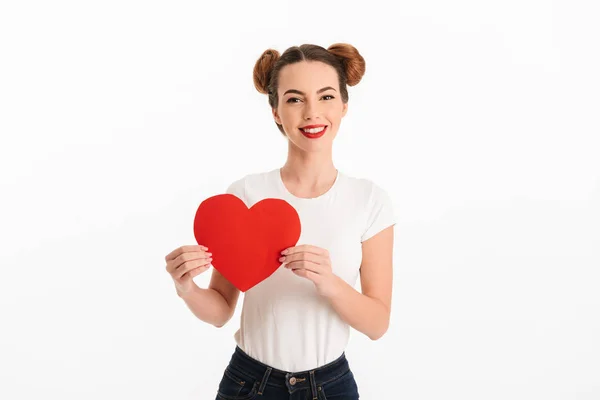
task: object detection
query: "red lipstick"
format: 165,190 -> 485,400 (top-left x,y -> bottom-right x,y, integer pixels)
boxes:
299,125 -> 327,139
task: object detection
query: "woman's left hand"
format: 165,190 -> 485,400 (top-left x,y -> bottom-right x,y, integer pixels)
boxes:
279,244 -> 341,298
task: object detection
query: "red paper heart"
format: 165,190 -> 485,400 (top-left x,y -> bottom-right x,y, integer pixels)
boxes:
193,194 -> 301,292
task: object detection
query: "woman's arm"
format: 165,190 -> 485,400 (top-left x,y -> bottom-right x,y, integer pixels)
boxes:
178,268 -> 240,328
282,226 -> 394,340
326,225 -> 394,340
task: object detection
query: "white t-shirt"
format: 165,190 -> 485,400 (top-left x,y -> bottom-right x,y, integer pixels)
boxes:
225,168 -> 395,372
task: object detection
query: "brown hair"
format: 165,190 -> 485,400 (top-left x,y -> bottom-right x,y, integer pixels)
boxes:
253,43 -> 366,136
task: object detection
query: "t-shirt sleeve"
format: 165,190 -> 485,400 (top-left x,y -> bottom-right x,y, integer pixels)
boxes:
361,182 -> 396,242
225,177 -> 247,205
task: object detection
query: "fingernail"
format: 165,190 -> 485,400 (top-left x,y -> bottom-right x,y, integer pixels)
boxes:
279,256 -> 285,262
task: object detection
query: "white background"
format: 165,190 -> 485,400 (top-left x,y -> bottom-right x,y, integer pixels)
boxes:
1,0 -> 599,399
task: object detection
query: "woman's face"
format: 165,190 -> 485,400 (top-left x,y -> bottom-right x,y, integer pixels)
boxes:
273,61 -> 348,152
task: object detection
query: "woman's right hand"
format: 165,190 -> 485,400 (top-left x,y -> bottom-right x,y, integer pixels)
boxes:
165,245 -> 213,294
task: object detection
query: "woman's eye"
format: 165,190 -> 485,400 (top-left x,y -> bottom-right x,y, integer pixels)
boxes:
286,95 -> 334,103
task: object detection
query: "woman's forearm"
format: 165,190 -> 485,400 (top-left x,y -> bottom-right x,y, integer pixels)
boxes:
326,275 -> 390,340
177,285 -> 232,328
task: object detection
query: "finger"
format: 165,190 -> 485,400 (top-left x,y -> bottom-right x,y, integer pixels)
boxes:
176,258 -> 212,280
167,250 -> 211,273
292,268 -> 321,283
173,250 -> 212,270
286,260 -> 324,274
178,251 -> 212,262
281,252 -> 324,265
165,245 -> 208,262
175,257 -> 212,279
183,264 -> 211,279
282,244 -> 327,256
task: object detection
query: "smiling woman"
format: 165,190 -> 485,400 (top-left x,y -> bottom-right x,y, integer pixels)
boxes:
165,43 -> 395,400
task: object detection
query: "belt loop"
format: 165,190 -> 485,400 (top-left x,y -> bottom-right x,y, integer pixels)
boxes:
309,370 -> 318,400
257,367 -> 272,395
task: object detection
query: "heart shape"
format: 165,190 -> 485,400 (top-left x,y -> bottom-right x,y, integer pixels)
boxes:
193,194 -> 301,292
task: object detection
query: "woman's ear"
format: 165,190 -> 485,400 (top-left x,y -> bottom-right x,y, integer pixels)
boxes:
342,102 -> 348,118
273,108 -> 282,125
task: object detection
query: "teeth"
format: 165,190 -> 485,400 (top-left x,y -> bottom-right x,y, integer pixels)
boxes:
301,126 -> 325,134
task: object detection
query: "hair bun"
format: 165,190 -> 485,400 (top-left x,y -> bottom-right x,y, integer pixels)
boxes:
327,43 -> 366,86
253,49 -> 280,94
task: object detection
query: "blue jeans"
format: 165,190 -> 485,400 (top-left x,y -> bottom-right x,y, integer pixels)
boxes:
215,346 -> 360,399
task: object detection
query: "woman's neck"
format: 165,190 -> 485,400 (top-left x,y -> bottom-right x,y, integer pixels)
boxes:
280,149 -> 337,198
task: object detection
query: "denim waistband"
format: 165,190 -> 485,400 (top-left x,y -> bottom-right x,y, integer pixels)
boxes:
227,346 -> 350,395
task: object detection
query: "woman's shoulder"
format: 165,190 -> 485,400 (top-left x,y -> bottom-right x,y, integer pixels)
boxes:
338,170 -> 390,200
341,172 -> 396,240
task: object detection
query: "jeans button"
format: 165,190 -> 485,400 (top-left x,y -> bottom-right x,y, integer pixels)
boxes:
289,377 -> 297,385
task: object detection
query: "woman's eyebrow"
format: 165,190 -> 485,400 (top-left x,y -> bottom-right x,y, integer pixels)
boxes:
283,86 -> 337,96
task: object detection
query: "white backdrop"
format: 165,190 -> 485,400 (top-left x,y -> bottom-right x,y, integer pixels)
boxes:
1,0 -> 599,399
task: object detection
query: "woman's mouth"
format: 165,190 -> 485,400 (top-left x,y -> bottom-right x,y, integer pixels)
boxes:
299,125 -> 327,139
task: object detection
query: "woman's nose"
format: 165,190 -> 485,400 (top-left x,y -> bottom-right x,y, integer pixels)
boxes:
302,100 -> 319,120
